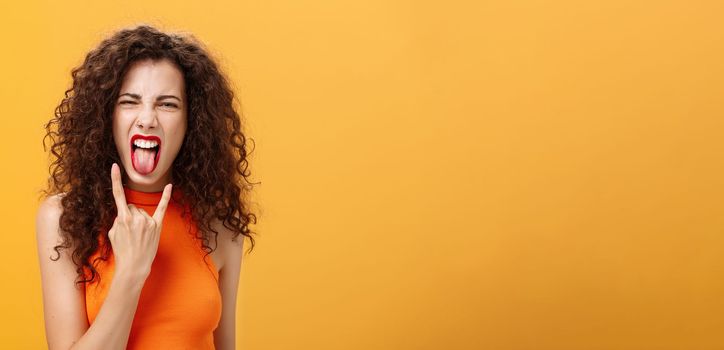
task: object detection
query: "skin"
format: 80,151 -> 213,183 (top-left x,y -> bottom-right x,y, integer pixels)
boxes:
109,57 -> 242,348
112,58 -> 187,193
34,57 -> 243,349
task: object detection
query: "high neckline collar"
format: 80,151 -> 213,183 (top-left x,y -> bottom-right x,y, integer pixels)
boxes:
123,185 -> 176,206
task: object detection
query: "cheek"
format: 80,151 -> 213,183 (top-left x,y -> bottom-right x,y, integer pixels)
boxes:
111,111 -> 134,153
112,111 -> 132,133
159,121 -> 186,157
111,117 -> 123,147
169,132 -> 186,153
163,119 -> 186,144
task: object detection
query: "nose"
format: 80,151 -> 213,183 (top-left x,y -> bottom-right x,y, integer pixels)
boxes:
134,104 -> 159,130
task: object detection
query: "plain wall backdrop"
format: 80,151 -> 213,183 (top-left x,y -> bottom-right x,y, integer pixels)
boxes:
1,0 -> 724,349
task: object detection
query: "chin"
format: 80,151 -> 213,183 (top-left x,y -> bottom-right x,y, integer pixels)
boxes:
122,159 -> 169,186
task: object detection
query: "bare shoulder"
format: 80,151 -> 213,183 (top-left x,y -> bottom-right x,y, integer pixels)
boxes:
36,194 -> 65,246
209,218 -> 245,271
38,193 -> 63,216
210,218 -> 244,247
36,192 -> 73,266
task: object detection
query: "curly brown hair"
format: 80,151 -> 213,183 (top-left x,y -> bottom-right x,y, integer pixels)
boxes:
39,24 -> 259,287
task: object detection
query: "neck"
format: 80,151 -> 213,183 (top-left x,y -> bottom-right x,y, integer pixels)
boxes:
124,171 -> 172,192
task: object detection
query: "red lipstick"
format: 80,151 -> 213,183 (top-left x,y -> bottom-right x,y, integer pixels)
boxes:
130,134 -> 162,174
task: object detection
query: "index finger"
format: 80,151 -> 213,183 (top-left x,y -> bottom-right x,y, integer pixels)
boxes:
152,183 -> 173,223
111,163 -> 130,216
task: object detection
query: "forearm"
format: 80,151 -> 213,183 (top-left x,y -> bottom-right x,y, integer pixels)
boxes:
69,270 -> 146,350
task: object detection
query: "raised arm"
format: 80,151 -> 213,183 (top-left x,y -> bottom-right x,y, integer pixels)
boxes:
37,163 -> 173,350
36,194 -> 147,350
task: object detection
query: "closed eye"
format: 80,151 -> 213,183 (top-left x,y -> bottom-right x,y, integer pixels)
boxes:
119,101 -> 178,108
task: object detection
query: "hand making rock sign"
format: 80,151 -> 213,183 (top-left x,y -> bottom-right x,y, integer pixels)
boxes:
108,162 -> 173,281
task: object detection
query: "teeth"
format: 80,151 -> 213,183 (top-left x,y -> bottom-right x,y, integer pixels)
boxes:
133,139 -> 159,149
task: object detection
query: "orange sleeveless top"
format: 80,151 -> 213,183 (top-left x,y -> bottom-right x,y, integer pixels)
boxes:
84,186 -> 221,349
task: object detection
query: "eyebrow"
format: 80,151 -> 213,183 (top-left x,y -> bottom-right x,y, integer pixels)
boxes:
119,93 -> 182,102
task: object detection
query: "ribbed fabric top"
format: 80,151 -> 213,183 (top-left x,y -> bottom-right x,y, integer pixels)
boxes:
84,185 -> 221,349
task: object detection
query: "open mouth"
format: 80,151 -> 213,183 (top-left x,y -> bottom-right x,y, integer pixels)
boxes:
130,134 -> 162,175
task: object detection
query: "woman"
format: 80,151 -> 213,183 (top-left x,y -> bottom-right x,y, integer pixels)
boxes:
35,24 -> 258,349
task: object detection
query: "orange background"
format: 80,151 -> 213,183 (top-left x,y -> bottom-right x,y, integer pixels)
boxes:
1,0 -> 724,349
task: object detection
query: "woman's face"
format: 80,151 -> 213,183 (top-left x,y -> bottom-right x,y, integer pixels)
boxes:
112,58 -> 187,192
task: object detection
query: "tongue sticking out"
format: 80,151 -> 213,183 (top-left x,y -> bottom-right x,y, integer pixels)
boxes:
132,148 -> 158,175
